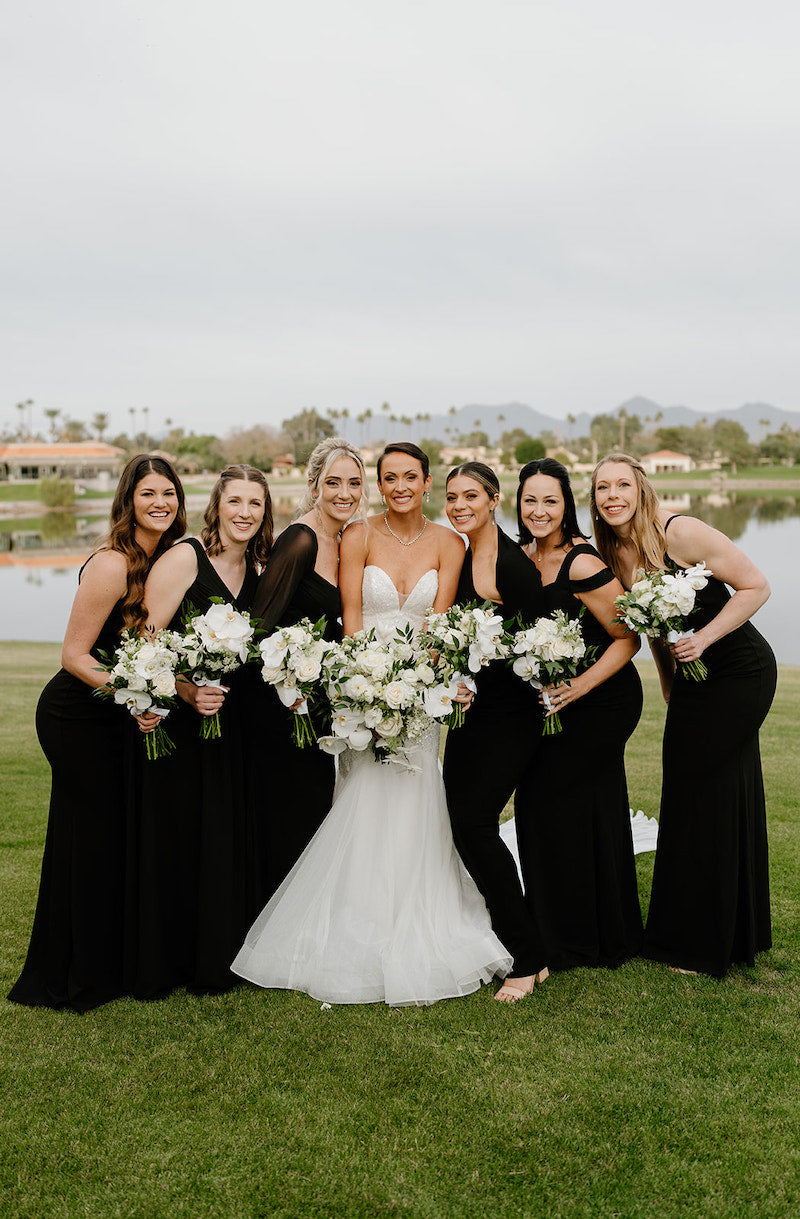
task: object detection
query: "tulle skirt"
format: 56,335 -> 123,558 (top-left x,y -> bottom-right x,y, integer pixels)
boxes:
232,732 -> 511,1005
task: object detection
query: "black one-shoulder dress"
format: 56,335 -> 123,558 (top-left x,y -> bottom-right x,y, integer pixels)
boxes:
244,523 -> 342,902
124,538 -> 259,998
442,524 -> 549,978
643,547 -> 776,977
515,544 -> 644,970
8,556 -> 133,1011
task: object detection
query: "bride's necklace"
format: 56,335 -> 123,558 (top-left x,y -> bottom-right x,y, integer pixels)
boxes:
383,510 -> 428,547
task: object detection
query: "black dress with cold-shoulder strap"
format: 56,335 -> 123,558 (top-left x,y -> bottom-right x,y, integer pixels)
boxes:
244,523 -> 342,901
515,543 -> 644,970
125,538 -> 259,998
442,524 -> 549,978
8,556 -> 134,1011
643,533 -> 777,977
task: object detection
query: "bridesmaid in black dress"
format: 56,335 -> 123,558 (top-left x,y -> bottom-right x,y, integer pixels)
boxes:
126,464 -> 271,998
441,462 -> 550,1001
514,458 -> 644,971
8,454 -> 185,1011
246,437 -> 368,900
592,453 -> 776,977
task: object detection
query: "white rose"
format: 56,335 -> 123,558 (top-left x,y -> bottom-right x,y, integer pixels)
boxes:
152,669 -> 176,697
384,680 -> 415,710
374,712 -> 402,739
293,657 -> 322,683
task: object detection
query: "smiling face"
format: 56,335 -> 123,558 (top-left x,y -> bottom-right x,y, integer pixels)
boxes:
519,473 -> 565,543
216,479 -> 267,547
132,473 -> 180,541
593,461 -> 639,532
445,474 -> 499,536
377,452 -> 431,514
314,455 -> 364,528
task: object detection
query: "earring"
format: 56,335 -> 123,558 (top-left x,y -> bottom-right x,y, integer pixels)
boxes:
424,491 -> 430,504
380,493 -> 385,505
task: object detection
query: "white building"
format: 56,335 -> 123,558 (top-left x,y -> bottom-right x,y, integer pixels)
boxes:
640,449 -> 693,475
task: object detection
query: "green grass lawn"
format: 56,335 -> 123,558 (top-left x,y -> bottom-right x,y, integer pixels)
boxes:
2,643 -> 798,1218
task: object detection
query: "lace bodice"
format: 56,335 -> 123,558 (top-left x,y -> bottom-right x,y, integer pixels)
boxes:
361,566 -> 438,644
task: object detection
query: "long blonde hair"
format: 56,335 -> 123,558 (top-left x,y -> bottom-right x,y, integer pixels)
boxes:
295,437 -> 369,519
590,453 -> 668,584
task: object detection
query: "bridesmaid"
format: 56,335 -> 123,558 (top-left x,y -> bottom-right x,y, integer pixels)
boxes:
8,454 -> 185,1011
591,453 -> 776,977
514,458 -> 643,970
126,463 -> 271,998
246,437 -> 368,900
441,462 -> 550,1002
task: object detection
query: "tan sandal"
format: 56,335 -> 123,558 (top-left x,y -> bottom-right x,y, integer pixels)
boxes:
494,967 -> 549,1002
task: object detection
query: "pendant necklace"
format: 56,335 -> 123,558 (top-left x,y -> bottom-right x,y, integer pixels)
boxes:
384,510 -> 428,547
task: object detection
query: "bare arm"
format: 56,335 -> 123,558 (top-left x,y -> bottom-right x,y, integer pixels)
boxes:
61,551 -> 129,688
431,529 -> 466,612
665,515 -> 770,660
339,521 -> 369,636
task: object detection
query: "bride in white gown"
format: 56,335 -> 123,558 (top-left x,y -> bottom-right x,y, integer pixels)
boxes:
232,444 -> 512,1005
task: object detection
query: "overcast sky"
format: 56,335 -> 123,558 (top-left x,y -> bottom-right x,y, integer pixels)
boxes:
3,0 -> 799,439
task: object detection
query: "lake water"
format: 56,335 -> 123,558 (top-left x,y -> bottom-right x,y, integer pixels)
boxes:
1,492 -> 797,664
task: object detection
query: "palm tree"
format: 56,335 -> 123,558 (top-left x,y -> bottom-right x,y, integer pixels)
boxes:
128,407 -> 137,445
566,413 -> 575,441
45,408 -> 60,441
92,412 -> 109,442
142,407 -> 150,449
16,399 -> 33,440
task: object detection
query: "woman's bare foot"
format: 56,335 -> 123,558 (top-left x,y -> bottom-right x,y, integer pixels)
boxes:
494,967 -> 549,1002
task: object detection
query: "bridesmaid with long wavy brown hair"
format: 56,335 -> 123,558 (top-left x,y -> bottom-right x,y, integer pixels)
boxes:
8,454 -> 185,1012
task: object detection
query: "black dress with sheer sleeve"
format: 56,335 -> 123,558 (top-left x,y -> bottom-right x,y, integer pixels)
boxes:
8,556 -> 135,1011
643,547 -> 776,977
515,543 -> 644,970
442,524 -> 549,978
124,538 -> 259,998
244,523 -> 342,901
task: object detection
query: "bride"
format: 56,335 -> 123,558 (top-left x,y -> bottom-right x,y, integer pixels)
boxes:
232,443 -> 512,1005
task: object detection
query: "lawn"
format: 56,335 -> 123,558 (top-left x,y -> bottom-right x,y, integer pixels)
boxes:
2,643 -> 798,1218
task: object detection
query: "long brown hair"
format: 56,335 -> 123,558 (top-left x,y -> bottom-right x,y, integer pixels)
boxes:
590,452 -> 668,584
107,454 -> 186,632
200,464 -> 273,569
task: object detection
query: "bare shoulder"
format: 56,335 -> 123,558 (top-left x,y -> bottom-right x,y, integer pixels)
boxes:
567,542 -> 606,580
429,520 -> 465,557
340,518 -> 370,554
148,539 -> 199,580
663,513 -> 721,554
80,548 -> 129,596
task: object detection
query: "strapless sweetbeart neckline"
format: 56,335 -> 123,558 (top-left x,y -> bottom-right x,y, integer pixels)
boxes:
363,566 -> 436,607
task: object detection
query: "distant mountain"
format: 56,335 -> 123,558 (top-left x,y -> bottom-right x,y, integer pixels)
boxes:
337,398 -> 800,446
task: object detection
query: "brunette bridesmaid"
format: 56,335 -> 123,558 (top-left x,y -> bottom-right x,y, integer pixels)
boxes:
8,455 -> 185,1011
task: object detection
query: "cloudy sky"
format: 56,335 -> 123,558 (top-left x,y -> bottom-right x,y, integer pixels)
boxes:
3,0 -> 798,439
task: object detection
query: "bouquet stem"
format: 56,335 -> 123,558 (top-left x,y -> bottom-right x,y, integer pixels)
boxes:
201,712 -> 222,740
543,711 -> 563,736
145,723 -> 176,761
681,658 -> 708,682
291,711 -> 317,749
447,704 -> 466,730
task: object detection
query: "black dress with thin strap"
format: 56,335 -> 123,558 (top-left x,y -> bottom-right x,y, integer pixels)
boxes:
515,543 -> 644,970
442,524 -> 549,977
8,556 -> 134,1011
125,538 -> 259,998
643,522 -> 777,977
244,523 -> 342,901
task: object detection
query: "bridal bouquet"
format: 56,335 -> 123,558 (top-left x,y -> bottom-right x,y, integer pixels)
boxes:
614,563 -> 711,681
95,629 -> 179,760
173,599 -> 256,738
419,602 -> 511,727
508,609 -> 590,735
318,625 -> 452,768
258,616 -> 332,747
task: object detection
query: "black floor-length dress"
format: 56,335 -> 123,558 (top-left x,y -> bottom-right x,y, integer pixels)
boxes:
8,559 -> 133,1012
442,524 -> 549,978
643,565 -> 776,977
245,523 -> 342,901
124,539 -> 258,998
515,544 -> 644,970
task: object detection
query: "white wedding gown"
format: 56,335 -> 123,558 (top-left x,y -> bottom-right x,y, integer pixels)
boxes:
232,566 -> 512,1005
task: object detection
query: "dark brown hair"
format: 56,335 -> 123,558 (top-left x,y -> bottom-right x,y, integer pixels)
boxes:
200,464 -> 273,569
446,461 -> 500,499
516,457 -> 587,547
376,442 -> 430,481
107,454 -> 186,633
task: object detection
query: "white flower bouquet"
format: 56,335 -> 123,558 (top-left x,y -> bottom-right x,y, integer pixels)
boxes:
508,609 -> 590,734
614,563 -> 711,681
318,625 -> 451,769
96,628 -> 179,760
418,601 -> 511,727
173,599 -> 256,738
258,616 -> 333,747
